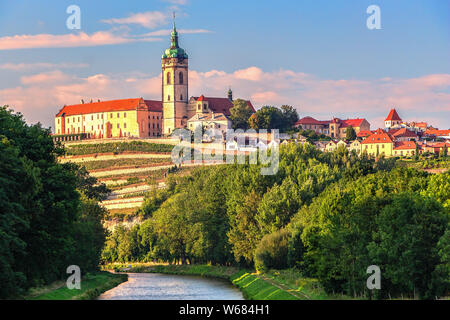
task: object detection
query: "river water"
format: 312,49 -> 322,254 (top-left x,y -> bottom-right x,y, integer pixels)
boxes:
98,273 -> 244,300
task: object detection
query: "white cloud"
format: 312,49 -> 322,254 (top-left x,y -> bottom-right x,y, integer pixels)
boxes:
138,29 -> 212,37
0,31 -> 162,50
0,62 -> 89,71
101,11 -> 168,29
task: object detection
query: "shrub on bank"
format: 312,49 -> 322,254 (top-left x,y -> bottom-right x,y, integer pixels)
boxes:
254,229 -> 290,273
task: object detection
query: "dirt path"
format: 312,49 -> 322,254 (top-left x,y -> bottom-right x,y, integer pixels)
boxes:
257,274 -> 310,300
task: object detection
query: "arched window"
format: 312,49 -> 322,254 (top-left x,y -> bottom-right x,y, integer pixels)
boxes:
179,72 -> 184,84
167,72 -> 171,85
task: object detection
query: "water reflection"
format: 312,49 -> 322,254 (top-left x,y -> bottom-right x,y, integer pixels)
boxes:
98,273 -> 244,300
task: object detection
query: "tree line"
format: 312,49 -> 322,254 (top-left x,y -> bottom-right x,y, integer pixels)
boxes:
101,143 -> 449,299
0,106 -> 108,299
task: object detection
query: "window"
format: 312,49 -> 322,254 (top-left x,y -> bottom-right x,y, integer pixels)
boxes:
167,72 -> 171,85
110,113 -> 113,118
180,94 -> 183,100
168,95 -> 171,101
124,123 -> 127,129
91,115 -> 94,120
117,124 -> 120,129
117,113 -> 120,118
124,113 -> 127,118
179,72 -> 184,84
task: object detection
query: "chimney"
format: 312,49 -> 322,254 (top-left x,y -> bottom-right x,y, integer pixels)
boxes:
81,99 -> 84,104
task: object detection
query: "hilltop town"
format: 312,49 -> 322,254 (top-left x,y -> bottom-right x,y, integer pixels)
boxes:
51,20 -> 450,161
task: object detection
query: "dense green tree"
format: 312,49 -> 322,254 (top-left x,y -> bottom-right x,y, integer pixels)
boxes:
256,177 -> 301,235
0,106 -> 107,298
345,126 -> 357,141
248,106 -> 284,130
368,193 -> 448,299
227,191 -> 262,266
254,229 -> 290,272
229,99 -> 254,130
280,105 -> 299,130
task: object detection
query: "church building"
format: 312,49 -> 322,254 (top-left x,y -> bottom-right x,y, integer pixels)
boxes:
54,18 -> 255,139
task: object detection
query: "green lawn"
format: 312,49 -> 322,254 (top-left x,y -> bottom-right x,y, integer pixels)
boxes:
27,272 -> 128,300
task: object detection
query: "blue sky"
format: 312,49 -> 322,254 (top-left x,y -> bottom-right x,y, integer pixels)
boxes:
0,0 -> 449,130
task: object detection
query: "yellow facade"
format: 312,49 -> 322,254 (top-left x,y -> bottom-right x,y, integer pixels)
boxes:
361,142 -> 394,157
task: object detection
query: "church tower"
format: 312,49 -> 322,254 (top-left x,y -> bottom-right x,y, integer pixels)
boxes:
161,15 -> 189,135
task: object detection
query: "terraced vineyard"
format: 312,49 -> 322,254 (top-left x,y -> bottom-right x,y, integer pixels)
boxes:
60,139 -> 222,228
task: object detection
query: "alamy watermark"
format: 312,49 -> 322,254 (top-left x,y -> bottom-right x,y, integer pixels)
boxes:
66,5 -> 81,30
366,265 -> 381,290
367,5 -> 381,30
171,128 -> 280,176
66,265 -> 81,290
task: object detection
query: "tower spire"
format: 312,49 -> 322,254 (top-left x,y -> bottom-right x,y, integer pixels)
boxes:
170,11 -> 179,49
173,11 -> 176,31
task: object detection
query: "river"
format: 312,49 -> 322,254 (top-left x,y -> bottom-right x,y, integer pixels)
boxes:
98,273 -> 244,300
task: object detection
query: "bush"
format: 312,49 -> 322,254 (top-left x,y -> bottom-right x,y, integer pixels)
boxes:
254,229 -> 290,273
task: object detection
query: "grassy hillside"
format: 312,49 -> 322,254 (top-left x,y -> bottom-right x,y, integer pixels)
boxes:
27,272 -> 128,300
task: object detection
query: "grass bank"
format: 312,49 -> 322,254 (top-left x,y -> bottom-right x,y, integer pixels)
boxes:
103,263 -> 327,300
26,271 -> 128,300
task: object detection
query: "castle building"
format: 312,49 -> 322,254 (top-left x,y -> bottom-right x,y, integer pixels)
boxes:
54,98 -> 162,139
54,18 -> 254,139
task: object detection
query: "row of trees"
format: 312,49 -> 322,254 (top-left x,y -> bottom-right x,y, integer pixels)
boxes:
0,106 -> 108,299
229,100 -> 299,132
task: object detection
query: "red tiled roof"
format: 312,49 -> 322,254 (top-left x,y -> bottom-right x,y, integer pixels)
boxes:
295,117 -> 367,128
295,117 -> 325,126
394,141 -> 416,150
193,97 -> 255,116
391,128 -> 418,138
341,119 -> 365,128
56,98 -> 156,117
357,130 -> 373,137
425,129 -> 450,136
361,128 -> 394,144
144,100 -> 162,112
385,109 -> 402,121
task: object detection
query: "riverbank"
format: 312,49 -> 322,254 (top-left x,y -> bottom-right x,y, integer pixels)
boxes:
103,263 -> 334,300
26,272 -> 128,300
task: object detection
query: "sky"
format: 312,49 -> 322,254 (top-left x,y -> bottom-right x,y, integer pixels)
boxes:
0,0 -> 449,131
